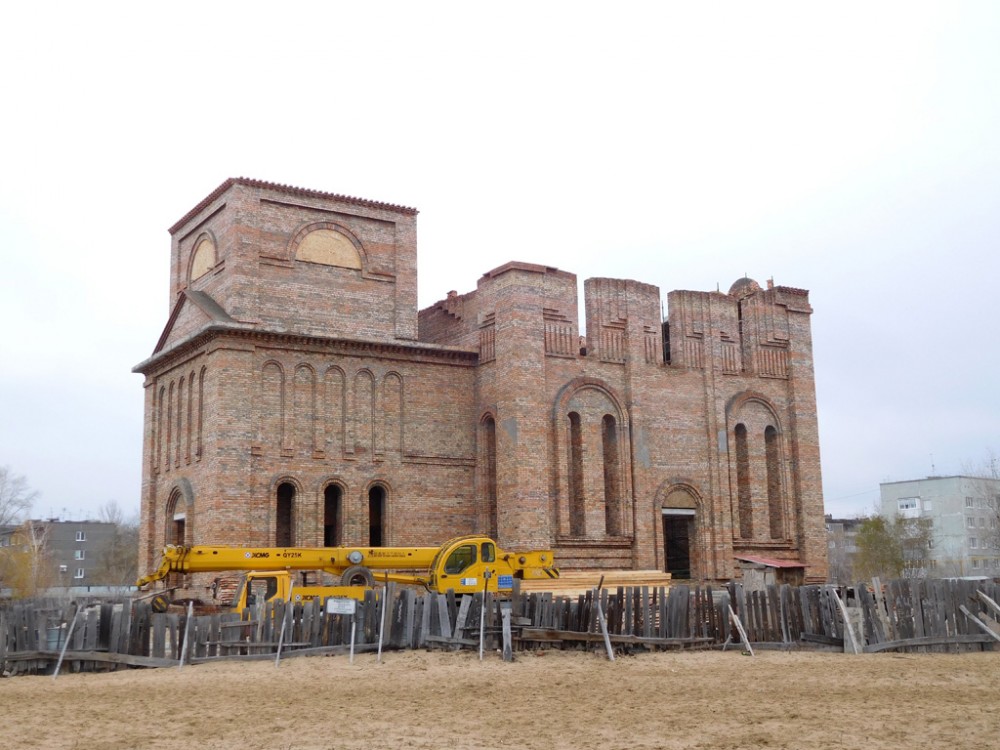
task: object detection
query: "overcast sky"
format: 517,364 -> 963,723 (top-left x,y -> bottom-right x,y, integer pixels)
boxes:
1,2 -> 997,522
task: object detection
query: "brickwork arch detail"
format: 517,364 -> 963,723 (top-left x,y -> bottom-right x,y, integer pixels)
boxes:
725,390 -> 782,432
164,479 -> 194,547
318,476 -> 349,494
724,390 -> 790,544
293,363 -> 318,455
552,377 -> 628,425
380,372 -> 404,457
353,369 -> 376,455
653,480 -> 703,510
289,221 -> 367,271
478,411 -> 499,539
323,365 -> 347,456
259,360 -> 286,452
187,230 -> 219,284
652,480 -> 707,579
551,377 -> 633,540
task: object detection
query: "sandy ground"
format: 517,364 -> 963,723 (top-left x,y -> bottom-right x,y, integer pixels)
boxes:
2,648 -> 998,750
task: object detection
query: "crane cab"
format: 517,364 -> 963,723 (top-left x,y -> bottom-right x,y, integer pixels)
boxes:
430,537 -> 516,594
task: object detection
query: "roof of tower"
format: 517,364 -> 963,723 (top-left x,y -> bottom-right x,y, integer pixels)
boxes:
169,177 -> 418,234
728,276 -> 761,298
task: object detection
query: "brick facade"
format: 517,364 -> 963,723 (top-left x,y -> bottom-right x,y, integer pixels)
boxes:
135,178 -> 829,583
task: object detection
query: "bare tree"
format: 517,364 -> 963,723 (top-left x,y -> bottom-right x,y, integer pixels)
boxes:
826,518 -> 858,585
93,500 -> 140,587
0,465 -> 38,527
97,499 -> 127,526
963,448 -> 1000,553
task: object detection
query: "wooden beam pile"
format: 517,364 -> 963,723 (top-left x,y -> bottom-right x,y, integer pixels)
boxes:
520,569 -> 673,597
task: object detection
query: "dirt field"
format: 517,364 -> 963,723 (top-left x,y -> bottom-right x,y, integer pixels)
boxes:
2,648 -> 998,749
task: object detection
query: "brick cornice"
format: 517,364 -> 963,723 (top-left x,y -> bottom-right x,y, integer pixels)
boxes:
134,324 -> 478,375
169,177 -> 418,235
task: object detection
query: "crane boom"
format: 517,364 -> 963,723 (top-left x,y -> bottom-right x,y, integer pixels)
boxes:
137,535 -> 558,597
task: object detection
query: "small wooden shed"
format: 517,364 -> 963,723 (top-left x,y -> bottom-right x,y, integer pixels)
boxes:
734,554 -> 805,591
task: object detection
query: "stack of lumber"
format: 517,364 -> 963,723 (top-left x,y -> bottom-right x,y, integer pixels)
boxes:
520,569 -> 673,597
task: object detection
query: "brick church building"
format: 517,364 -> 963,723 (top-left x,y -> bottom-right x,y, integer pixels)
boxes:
135,178 -> 829,583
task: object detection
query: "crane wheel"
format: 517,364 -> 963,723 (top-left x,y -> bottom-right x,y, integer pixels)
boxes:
340,565 -> 375,587
151,594 -> 169,613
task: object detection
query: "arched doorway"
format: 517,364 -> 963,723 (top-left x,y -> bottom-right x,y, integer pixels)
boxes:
165,491 -> 186,546
661,486 -> 699,579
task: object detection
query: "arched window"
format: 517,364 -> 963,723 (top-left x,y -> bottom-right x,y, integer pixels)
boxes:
735,423 -> 752,538
568,412 -> 585,536
482,416 -> 498,539
186,371 -> 195,464
354,371 -> 375,455
369,485 -> 386,546
295,228 -> 362,269
156,385 -> 166,472
166,381 -> 174,471
196,367 -> 206,459
293,365 -> 316,455
276,482 -> 295,546
324,485 -> 342,547
602,415 -> 622,536
190,237 -> 216,281
765,426 -> 783,538
175,377 -> 184,467
260,362 -> 284,453
556,381 -> 631,541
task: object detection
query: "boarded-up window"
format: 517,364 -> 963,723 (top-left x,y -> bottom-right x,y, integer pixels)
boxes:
296,229 -> 361,269
191,237 -> 216,280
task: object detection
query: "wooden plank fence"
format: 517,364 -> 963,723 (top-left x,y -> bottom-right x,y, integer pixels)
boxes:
3,578 -> 998,675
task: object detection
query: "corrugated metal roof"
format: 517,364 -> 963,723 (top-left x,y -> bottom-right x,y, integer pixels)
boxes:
734,554 -> 805,569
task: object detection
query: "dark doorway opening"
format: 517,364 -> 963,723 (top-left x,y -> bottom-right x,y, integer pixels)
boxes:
662,514 -> 692,579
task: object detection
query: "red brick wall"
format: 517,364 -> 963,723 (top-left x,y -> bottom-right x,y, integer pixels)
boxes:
137,180 -> 829,585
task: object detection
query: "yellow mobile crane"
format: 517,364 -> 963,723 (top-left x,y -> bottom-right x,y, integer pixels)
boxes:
136,535 -> 559,611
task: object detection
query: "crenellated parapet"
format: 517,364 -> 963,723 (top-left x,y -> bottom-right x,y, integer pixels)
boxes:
666,278 -> 812,376
584,278 -> 662,364
139,177 -> 828,588
420,262 -> 579,363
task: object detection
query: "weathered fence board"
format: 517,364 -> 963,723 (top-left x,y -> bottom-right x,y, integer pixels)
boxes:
3,578 -> 998,674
